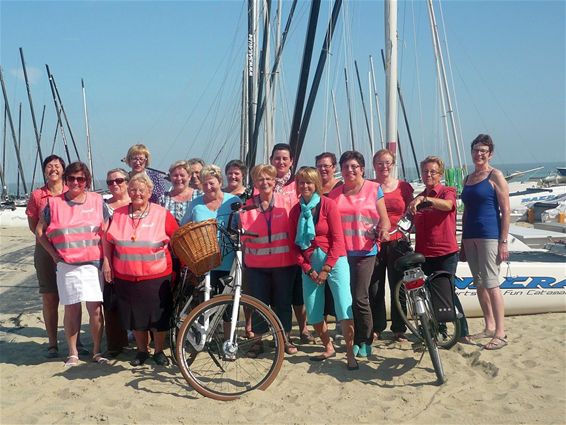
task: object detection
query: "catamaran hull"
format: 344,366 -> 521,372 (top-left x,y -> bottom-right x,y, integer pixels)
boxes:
455,260 -> 566,317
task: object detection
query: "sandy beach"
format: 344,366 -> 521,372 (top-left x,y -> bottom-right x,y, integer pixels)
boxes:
1,226 -> 565,425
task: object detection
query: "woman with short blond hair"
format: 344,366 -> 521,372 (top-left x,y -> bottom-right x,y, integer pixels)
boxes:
159,160 -> 193,224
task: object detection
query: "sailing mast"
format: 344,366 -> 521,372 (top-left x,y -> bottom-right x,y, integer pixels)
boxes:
81,79 -> 95,190
344,67 -> 355,150
369,55 -> 385,149
0,66 -> 28,195
19,48 -> 45,177
354,60 -> 374,158
384,0 -> 398,173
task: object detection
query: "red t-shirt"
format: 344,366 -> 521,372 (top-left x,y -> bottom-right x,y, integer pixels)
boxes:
288,196 -> 346,274
25,185 -> 68,219
414,184 -> 458,257
383,180 -> 413,241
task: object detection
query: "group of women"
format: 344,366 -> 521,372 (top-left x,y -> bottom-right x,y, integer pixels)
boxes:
26,134 -> 510,370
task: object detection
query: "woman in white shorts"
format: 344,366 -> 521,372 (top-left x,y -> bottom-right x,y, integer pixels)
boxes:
37,161 -> 109,366
460,134 -> 510,350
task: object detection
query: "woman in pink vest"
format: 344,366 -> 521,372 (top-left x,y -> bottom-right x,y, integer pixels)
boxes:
241,164 -> 298,356
104,173 -> 179,367
328,151 -> 391,359
289,167 -> 357,370
36,161 -> 108,367
369,149 -> 414,342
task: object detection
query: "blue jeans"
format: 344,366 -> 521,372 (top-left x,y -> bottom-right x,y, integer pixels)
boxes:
422,252 -> 469,337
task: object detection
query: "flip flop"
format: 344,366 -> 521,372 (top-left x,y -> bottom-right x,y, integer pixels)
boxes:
284,342 -> 298,355
394,333 -> 409,342
484,336 -> 508,350
300,333 -> 316,345
246,342 -> 264,359
92,353 -> 109,365
470,329 -> 496,339
64,355 -> 79,367
347,357 -> 359,371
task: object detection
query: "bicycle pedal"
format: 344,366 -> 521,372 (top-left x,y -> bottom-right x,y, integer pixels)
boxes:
412,342 -> 425,353
219,276 -> 234,287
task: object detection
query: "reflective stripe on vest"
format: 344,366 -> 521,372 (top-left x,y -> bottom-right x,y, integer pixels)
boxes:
247,231 -> 289,245
329,180 -> 380,253
240,194 -> 295,268
107,205 -> 169,277
46,192 -> 104,264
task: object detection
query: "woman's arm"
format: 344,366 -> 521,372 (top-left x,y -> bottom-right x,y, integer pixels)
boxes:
287,206 -> 311,275
491,169 -> 510,262
376,197 -> 391,242
35,214 -> 61,263
102,225 -> 114,283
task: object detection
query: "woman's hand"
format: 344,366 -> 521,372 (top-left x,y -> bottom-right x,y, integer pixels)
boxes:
51,252 -> 63,264
316,270 -> 328,284
408,195 -> 426,215
378,228 -> 390,242
102,258 -> 113,283
308,270 -> 320,283
497,242 -> 509,263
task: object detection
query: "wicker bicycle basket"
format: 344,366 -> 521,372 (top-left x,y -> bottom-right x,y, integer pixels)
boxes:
170,219 -> 221,276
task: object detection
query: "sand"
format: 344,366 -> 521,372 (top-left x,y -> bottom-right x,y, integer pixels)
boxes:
1,226 -> 565,424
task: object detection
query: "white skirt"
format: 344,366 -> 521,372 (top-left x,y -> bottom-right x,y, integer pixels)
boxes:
56,263 -> 103,305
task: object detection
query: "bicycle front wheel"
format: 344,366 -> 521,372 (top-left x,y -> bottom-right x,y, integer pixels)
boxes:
419,311 -> 445,385
175,294 -> 285,401
394,279 -> 460,349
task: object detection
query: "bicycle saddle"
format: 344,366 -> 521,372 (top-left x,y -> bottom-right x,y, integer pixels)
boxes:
394,252 -> 425,271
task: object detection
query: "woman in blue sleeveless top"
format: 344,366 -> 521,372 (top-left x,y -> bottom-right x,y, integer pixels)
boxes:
460,134 -> 510,350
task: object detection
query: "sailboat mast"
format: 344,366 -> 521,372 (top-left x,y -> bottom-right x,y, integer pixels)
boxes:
2,106 -> 7,198
426,0 -> 454,168
344,67 -> 355,150
331,90 -> 343,156
81,79 -> 95,190
384,0 -> 398,172
0,66 -> 28,195
369,55 -> 385,149
354,60 -> 374,158
17,103 -> 22,197
245,0 -> 257,169
427,0 -> 463,170
46,65 -> 72,164
30,104 -> 46,190
19,48 -> 45,174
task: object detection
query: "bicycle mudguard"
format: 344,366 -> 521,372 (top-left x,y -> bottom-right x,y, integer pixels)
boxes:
427,271 -> 457,322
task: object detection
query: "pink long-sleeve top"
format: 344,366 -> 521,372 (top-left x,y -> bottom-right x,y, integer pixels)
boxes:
288,195 -> 346,274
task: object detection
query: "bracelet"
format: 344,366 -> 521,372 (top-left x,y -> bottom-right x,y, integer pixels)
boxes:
499,239 -> 508,244
306,268 -> 314,276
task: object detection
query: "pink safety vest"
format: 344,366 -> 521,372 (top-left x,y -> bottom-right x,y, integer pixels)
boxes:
107,204 -> 169,277
46,192 -> 104,264
240,194 -> 295,268
328,180 -> 380,253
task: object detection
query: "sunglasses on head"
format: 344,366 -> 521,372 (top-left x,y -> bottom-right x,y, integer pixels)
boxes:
66,176 -> 87,183
106,177 -> 127,186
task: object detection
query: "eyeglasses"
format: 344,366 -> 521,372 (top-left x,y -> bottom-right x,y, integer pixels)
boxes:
316,164 -> 334,170
66,176 -> 87,183
130,156 -> 147,163
342,164 -> 361,170
472,147 -> 490,154
106,178 -> 127,186
375,161 -> 393,167
422,170 -> 440,176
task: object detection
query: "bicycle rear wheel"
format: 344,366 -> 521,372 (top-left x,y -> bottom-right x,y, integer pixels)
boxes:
175,294 -> 285,401
419,310 -> 445,385
394,279 -> 460,349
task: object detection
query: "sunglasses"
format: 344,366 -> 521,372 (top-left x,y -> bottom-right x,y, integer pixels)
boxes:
66,176 -> 87,184
106,177 -> 127,186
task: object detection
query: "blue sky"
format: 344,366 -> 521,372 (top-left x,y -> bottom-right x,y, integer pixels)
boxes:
1,0 -> 564,188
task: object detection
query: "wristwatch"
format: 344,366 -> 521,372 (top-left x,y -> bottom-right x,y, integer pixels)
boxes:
499,239 -> 508,244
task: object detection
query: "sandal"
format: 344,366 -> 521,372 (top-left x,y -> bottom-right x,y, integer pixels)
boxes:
46,345 -> 59,359
92,353 -> 109,365
64,355 -> 79,367
284,342 -> 298,355
246,342 -> 264,359
300,332 -> 315,345
347,356 -> 359,371
484,336 -> 508,350
394,333 -> 408,342
470,329 -> 496,339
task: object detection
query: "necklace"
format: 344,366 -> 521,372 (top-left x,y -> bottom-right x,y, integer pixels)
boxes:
129,203 -> 150,241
